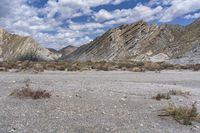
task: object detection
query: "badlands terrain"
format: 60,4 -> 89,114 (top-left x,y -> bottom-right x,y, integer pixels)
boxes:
0,15 -> 200,133
0,70 -> 200,133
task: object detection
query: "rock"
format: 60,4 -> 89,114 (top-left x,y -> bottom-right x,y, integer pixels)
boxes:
149,105 -> 153,109
194,125 -> 199,129
105,128 -> 110,131
120,98 -> 126,102
75,94 -> 82,98
178,98 -> 183,102
8,69 -> 20,73
102,111 -> 106,114
150,53 -> 170,62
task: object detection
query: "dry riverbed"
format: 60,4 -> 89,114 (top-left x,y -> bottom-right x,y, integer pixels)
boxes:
0,70 -> 200,133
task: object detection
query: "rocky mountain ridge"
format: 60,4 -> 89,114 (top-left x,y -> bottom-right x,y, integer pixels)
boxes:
0,28 -> 61,61
64,19 -> 200,64
1,18 -> 200,64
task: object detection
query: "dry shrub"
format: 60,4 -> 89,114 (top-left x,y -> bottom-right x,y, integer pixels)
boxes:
153,90 -> 191,101
20,61 -> 34,70
159,103 -> 200,125
10,79 -> 51,99
0,67 -> 7,72
168,90 -> 191,97
144,62 -> 162,71
56,65 -> 66,71
191,64 -> 200,71
33,63 -> 44,72
152,93 -> 171,101
131,67 -> 145,72
92,61 -> 112,71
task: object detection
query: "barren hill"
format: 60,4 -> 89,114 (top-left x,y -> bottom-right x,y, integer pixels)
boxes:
0,28 -> 61,61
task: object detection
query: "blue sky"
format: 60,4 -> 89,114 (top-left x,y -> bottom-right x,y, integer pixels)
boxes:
0,0 -> 200,49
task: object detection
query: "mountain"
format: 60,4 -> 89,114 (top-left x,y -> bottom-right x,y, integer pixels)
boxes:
47,48 -> 59,53
59,45 -> 77,56
168,18 -> 200,64
0,28 -> 61,61
47,45 -> 77,56
64,19 -> 200,64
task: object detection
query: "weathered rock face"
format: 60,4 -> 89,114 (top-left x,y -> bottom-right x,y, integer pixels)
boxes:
65,19 -> 200,63
0,28 -> 61,61
59,45 -> 77,56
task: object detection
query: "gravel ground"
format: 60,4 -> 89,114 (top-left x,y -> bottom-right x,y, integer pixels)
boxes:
0,70 -> 200,133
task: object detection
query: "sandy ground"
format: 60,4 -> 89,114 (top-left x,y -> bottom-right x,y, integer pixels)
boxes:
0,70 -> 200,133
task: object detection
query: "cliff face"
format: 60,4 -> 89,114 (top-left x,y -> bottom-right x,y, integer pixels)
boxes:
0,28 -> 61,61
65,19 -> 200,63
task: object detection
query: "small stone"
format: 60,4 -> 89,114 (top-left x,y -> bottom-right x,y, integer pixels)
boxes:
105,128 -> 110,131
178,98 -> 183,102
75,94 -> 82,98
140,123 -> 144,127
120,98 -> 126,101
149,105 -> 153,109
194,125 -> 199,129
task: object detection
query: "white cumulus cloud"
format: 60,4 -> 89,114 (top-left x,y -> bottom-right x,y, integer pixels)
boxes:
0,0 -> 200,50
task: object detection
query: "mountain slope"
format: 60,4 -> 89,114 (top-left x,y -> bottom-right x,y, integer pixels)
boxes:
59,45 -> 77,56
65,19 -> 200,63
0,28 -> 61,61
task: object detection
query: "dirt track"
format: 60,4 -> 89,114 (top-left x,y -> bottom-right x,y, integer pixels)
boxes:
0,70 -> 200,133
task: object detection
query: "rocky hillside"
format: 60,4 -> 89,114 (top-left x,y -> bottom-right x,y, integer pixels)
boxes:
59,45 -> 77,56
0,28 -> 61,61
65,19 -> 200,63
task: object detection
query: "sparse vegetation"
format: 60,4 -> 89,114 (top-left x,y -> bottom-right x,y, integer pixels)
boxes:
168,90 -> 191,97
10,79 -> 51,99
0,60 -> 200,72
159,103 -> 200,125
152,90 -> 191,101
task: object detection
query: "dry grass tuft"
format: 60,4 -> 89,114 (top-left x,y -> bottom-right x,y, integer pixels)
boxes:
10,79 -> 51,99
159,103 -> 200,125
153,90 -> 191,101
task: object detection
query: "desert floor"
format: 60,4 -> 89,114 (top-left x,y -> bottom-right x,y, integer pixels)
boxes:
0,70 -> 200,133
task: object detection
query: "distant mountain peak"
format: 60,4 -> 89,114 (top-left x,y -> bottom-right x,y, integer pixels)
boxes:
59,45 -> 77,56
65,45 -> 75,48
